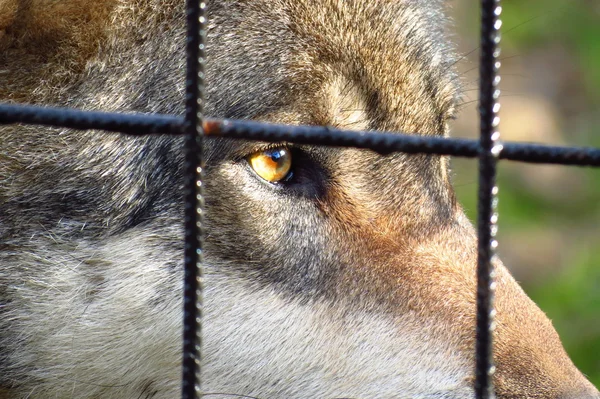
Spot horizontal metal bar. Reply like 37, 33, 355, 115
501, 143, 600, 166
1, 103, 599, 167
206, 119, 600, 167
204, 119, 480, 156
0, 103, 183, 135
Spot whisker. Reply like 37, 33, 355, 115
203, 393, 262, 399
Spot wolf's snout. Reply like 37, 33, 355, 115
441, 224, 598, 398
320, 166, 596, 397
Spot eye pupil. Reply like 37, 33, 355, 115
269, 149, 285, 163
248, 147, 292, 183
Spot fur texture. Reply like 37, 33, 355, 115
0, 0, 598, 398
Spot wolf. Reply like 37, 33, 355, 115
0, 0, 598, 398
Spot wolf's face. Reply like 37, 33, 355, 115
0, 0, 598, 398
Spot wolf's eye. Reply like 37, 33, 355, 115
248, 147, 293, 183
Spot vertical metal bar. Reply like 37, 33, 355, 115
475, 0, 502, 398
182, 0, 207, 398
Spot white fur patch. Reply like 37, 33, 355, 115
4, 229, 474, 398
204, 276, 475, 399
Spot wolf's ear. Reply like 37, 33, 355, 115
0, 0, 117, 102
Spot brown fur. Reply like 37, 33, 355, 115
0, 0, 118, 102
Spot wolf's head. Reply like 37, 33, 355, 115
0, 0, 598, 398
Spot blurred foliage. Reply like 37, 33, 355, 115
460, 1, 600, 98
501, 1, 600, 101
452, 0, 600, 386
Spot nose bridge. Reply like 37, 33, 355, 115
334, 200, 599, 397
423, 213, 600, 397
421, 217, 599, 397
492, 260, 600, 397
411, 224, 600, 398
323, 168, 598, 396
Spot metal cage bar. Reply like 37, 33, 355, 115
475, 0, 502, 397
181, 0, 206, 398
1, 104, 599, 166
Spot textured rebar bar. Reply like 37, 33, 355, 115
0, 103, 183, 134
475, 0, 502, 398
181, 0, 206, 398
500, 143, 600, 166
2, 103, 599, 166
204, 119, 481, 156
205, 119, 600, 166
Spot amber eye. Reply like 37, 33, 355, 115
248, 147, 293, 183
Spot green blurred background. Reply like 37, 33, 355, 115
451, 0, 600, 385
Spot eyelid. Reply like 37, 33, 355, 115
232, 142, 295, 162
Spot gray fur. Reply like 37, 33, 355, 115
0, 1, 598, 398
